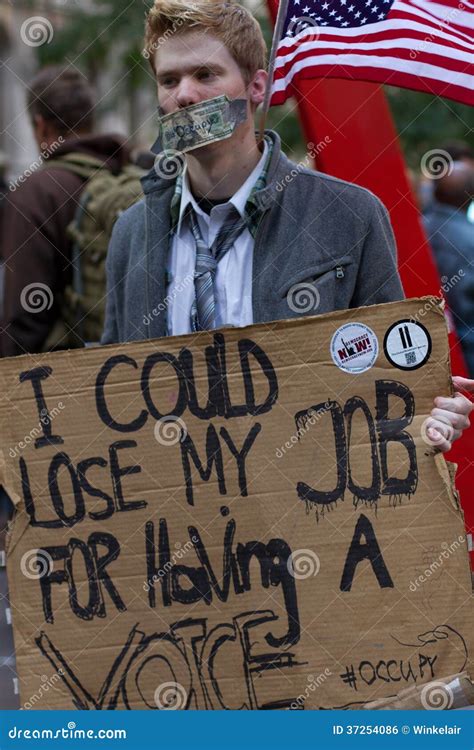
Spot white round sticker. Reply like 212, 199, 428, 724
383, 320, 432, 370
330, 323, 379, 374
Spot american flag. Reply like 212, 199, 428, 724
270, 0, 474, 106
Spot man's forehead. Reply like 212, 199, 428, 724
154, 32, 233, 73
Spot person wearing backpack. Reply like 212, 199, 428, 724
0, 66, 144, 357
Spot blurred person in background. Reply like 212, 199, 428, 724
0, 66, 133, 357
423, 160, 474, 376
420, 141, 474, 220
442, 142, 474, 223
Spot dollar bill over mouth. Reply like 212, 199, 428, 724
159, 95, 248, 153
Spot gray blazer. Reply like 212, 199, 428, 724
101, 130, 404, 344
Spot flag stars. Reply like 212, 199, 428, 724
348, 4, 355, 9
371, 5, 379, 11
322, 2, 329, 9
329, 9, 337, 15
303, 5, 311, 12
378, 11, 385, 17
354, 10, 361, 16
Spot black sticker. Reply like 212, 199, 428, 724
383, 320, 432, 370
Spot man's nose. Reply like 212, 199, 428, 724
175, 77, 202, 108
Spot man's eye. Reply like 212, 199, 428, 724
161, 78, 177, 88
197, 70, 213, 80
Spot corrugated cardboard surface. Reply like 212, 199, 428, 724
0, 298, 472, 710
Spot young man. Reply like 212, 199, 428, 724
102, 0, 473, 451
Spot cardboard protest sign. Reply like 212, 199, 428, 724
0, 297, 472, 710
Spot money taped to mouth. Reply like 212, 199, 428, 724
159, 95, 248, 153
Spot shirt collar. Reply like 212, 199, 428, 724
171, 136, 272, 236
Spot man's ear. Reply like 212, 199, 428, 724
31, 115, 63, 150
248, 70, 268, 107
31, 113, 46, 146
31, 113, 42, 132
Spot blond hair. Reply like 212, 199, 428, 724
144, 0, 267, 83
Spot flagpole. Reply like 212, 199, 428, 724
257, 0, 290, 145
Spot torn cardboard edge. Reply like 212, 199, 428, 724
0, 450, 21, 509
362, 672, 474, 710
435, 456, 462, 513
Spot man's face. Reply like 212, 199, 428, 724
154, 30, 266, 117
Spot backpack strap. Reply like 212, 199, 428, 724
44, 152, 107, 180
46, 154, 110, 341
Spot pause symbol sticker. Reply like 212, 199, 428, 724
383, 319, 432, 370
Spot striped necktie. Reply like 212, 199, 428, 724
188, 206, 249, 331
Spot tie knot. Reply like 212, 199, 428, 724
195, 253, 217, 275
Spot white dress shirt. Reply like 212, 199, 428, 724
166, 141, 268, 336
